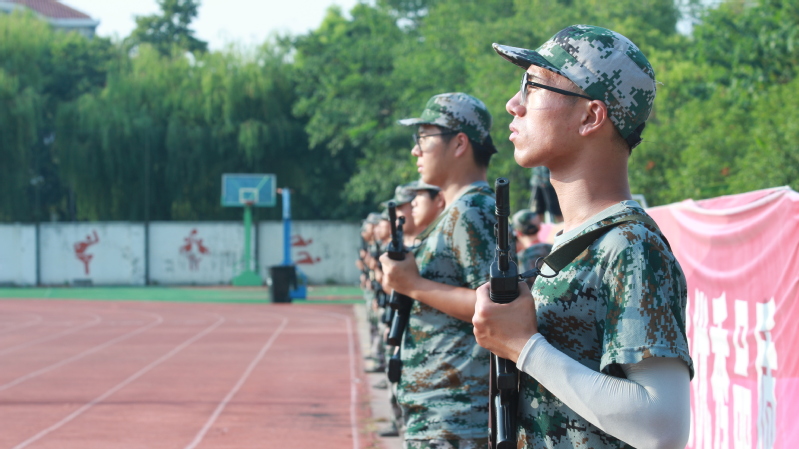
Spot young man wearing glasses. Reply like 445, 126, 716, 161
380, 92, 497, 449
472, 25, 694, 449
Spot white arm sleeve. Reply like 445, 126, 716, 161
516, 333, 691, 449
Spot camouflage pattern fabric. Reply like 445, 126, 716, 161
404, 437, 489, 449
410, 179, 442, 193
383, 181, 419, 208
512, 209, 538, 233
398, 93, 494, 149
493, 25, 656, 139
518, 201, 693, 448
516, 242, 552, 273
398, 181, 495, 440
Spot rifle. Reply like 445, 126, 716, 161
384, 201, 414, 383
488, 177, 520, 449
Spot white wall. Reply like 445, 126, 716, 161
0, 224, 37, 286
39, 223, 145, 285
258, 221, 360, 285
3, 220, 360, 286
148, 222, 253, 285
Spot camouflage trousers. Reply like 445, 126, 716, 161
404, 438, 488, 449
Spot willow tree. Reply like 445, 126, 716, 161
0, 11, 112, 222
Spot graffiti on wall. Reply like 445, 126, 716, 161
292, 234, 320, 265
74, 230, 99, 275
179, 229, 210, 271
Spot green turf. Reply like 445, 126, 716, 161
0, 285, 364, 304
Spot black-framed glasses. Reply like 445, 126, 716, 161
520, 72, 593, 105
412, 131, 458, 148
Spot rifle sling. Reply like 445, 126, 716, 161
540, 213, 667, 275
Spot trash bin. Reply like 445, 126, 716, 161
269, 265, 297, 303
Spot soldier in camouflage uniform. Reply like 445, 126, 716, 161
512, 209, 552, 287
379, 93, 498, 449
383, 182, 421, 247
407, 180, 445, 247
473, 25, 694, 449
360, 212, 385, 371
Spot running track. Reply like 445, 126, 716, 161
0, 300, 376, 449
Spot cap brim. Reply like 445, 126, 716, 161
397, 117, 433, 127
492, 43, 564, 77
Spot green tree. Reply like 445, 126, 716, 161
631, 0, 799, 204
128, 0, 208, 56
0, 11, 113, 222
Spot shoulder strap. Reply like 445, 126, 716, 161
536, 213, 667, 276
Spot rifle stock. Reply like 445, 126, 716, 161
488, 178, 520, 449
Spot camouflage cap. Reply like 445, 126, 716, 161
365, 212, 382, 225
398, 92, 496, 152
407, 180, 442, 193
493, 25, 656, 141
380, 182, 418, 209
512, 209, 540, 235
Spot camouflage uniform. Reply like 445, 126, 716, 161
362, 212, 384, 367
492, 26, 693, 448
404, 437, 489, 449
395, 93, 497, 443
512, 209, 552, 274
517, 201, 693, 448
399, 182, 495, 441
517, 243, 552, 273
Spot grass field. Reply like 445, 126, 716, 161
0, 285, 364, 304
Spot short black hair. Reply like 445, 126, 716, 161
420, 189, 439, 200
437, 126, 495, 167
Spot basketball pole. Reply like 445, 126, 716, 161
232, 202, 263, 286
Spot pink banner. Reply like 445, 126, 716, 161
648, 187, 799, 449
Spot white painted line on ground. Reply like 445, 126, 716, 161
315, 309, 361, 449
11, 313, 226, 449
0, 313, 102, 357
0, 314, 43, 336
0, 311, 164, 392
184, 316, 289, 449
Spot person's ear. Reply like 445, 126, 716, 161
435, 194, 446, 210
578, 100, 610, 137
452, 132, 469, 158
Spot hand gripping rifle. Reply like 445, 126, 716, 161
385, 201, 414, 383
488, 177, 520, 449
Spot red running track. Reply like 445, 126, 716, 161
0, 300, 376, 449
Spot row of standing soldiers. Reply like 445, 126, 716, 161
357, 174, 552, 444
353, 24, 694, 449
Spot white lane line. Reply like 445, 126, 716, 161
0, 312, 164, 392
183, 317, 289, 449
309, 310, 361, 449
0, 314, 44, 336
11, 313, 226, 449
344, 315, 360, 449
0, 313, 103, 357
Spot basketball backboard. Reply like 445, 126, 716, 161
221, 174, 276, 207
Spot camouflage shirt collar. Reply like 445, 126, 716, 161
413, 180, 493, 244
552, 200, 644, 249
450, 180, 492, 205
